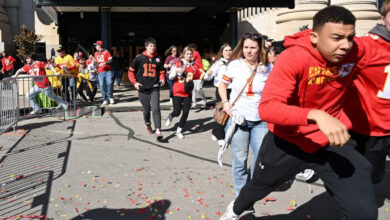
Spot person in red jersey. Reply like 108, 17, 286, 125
344, 0, 390, 184
188, 43, 207, 108
94, 40, 114, 105
128, 37, 165, 141
220, 6, 377, 220
13, 54, 68, 115
1, 51, 16, 79
165, 46, 206, 139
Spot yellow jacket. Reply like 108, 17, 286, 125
55, 55, 75, 77
77, 68, 93, 91
45, 67, 62, 89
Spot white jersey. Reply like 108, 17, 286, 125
222, 58, 269, 121
204, 58, 231, 88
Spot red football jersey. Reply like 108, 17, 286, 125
345, 33, 390, 136
172, 60, 205, 97
23, 61, 50, 88
94, 50, 112, 73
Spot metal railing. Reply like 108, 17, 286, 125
0, 73, 78, 134
0, 77, 19, 134
14, 74, 77, 117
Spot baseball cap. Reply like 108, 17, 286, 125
56, 47, 65, 52
94, 40, 103, 46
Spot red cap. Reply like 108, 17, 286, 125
94, 40, 103, 46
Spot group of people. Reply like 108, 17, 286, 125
3, 2, 390, 219
219, 2, 390, 220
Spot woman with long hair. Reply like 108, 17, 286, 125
204, 43, 232, 145
219, 33, 269, 197
165, 46, 206, 139
164, 45, 180, 104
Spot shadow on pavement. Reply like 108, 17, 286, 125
245, 192, 343, 220
109, 113, 232, 167
0, 120, 75, 219
71, 200, 171, 220
374, 161, 390, 208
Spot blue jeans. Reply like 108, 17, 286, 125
98, 71, 113, 101
227, 119, 268, 196
112, 70, 123, 86
27, 85, 67, 111
166, 73, 174, 98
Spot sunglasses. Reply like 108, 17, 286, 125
243, 33, 262, 40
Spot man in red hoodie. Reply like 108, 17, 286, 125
220, 6, 377, 220
344, 0, 390, 185
128, 37, 165, 141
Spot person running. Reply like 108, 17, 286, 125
344, 0, 390, 184
220, 6, 377, 220
164, 45, 180, 105
128, 37, 165, 141
55, 47, 76, 103
1, 51, 16, 80
13, 54, 68, 114
218, 34, 269, 197
76, 59, 94, 104
94, 40, 114, 105
188, 43, 207, 108
204, 43, 232, 146
165, 46, 206, 139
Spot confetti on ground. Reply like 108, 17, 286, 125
286, 206, 294, 211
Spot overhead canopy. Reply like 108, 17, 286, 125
36, 0, 295, 14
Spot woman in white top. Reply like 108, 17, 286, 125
219, 33, 269, 196
204, 43, 232, 145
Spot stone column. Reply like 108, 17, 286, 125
0, 0, 12, 53
230, 9, 238, 48
274, 0, 328, 39
101, 7, 111, 50
331, 0, 380, 36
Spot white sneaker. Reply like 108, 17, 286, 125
102, 100, 108, 105
220, 201, 239, 220
211, 135, 217, 141
165, 113, 172, 127
61, 103, 69, 110
217, 140, 225, 146
109, 98, 115, 104
176, 132, 184, 139
295, 169, 315, 181
30, 109, 41, 115
191, 103, 196, 108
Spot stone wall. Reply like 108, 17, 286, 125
238, 0, 381, 41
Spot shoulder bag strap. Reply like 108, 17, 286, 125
231, 63, 259, 106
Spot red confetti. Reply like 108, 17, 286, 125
216, 211, 221, 216
60, 197, 65, 200
287, 206, 294, 211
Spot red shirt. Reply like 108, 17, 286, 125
2, 56, 16, 72
192, 51, 204, 71
258, 29, 365, 153
94, 49, 112, 73
22, 61, 50, 88
172, 60, 205, 97
344, 33, 390, 136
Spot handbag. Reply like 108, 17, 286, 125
214, 63, 259, 126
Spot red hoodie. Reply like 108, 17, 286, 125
258, 29, 365, 153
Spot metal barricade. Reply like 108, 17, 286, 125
0, 77, 19, 134
15, 74, 77, 117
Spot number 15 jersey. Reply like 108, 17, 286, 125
345, 25, 390, 136
128, 50, 165, 92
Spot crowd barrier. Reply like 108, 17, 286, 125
0, 73, 77, 134
0, 77, 19, 134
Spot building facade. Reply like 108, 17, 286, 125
238, 0, 382, 41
